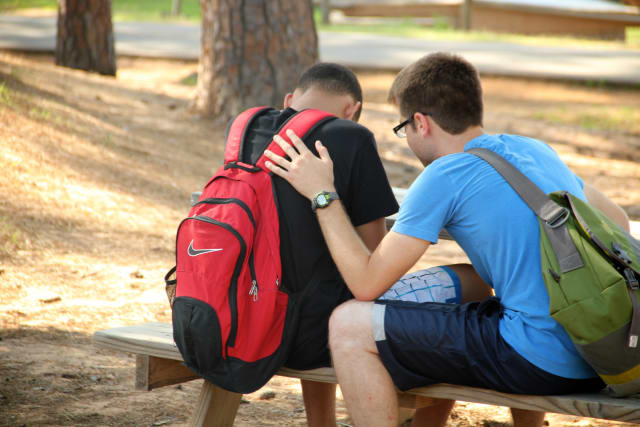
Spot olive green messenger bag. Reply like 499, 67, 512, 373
469, 148, 640, 397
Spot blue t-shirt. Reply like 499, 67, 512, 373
392, 133, 596, 379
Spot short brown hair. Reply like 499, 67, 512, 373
388, 52, 483, 134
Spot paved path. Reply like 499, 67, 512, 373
1, 14, 639, 233
0, 15, 639, 84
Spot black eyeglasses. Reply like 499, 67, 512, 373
393, 112, 430, 138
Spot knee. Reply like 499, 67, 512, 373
328, 300, 354, 345
328, 300, 370, 353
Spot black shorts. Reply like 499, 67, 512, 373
373, 297, 605, 394
284, 279, 352, 370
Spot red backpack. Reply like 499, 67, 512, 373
165, 107, 335, 393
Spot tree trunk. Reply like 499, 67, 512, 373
55, 0, 116, 76
322, 0, 331, 25
192, 0, 318, 121
461, 0, 472, 31
172, 0, 182, 16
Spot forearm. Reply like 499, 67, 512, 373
262, 131, 422, 298
316, 201, 379, 300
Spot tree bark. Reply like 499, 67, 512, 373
322, 0, 331, 25
55, 0, 116, 76
461, 0, 472, 31
172, 0, 182, 16
192, 0, 318, 121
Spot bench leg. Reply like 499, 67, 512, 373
397, 392, 440, 409
136, 355, 199, 391
191, 380, 242, 427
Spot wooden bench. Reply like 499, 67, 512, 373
93, 322, 640, 426
94, 188, 639, 425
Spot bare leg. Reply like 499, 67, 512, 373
410, 399, 455, 427
329, 300, 398, 427
300, 379, 336, 427
511, 408, 546, 427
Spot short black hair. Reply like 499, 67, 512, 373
296, 62, 363, 122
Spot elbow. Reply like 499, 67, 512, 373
620, 209, 631, 233
349, 282, 383, 302
610, 204, 631, 233
352, 291, 377, 302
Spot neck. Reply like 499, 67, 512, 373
437, 125, 484, 156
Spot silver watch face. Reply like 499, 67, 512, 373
317, 194, 328, 206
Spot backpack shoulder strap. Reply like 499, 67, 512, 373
255, 109, 336, 172
468, 148, 567, 225
224, 106, 271, 164
468, 147, 583, 273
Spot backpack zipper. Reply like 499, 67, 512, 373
195, 198, 262, 302
193, 197, 256, 228
181, 215, 247, 354
248, 251, 259, 301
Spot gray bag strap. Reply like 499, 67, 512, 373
467, 147, 584, 273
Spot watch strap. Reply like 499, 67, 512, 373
312, 191, 339, 211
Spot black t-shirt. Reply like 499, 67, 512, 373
240, 107, 398, 294
233, 107, 399, 369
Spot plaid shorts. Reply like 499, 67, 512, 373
379, 265, 462, 304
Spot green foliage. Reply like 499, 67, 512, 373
532, 106, 640, 135
2, 1, 639, 50
179, 72, 198, 87
432, 16, 452, 31
627, 27, 640, 48
0, 215, 22, 257
111, 0, 201, 22
0, 81, 12, 106
0, 0, 201, 21
313, 6, 638, 49
101, 134, 114, 148
29, 106, 52, 121
0, 0, 56, 12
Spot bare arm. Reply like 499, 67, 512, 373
264, 129, 430, 300
583, 183, 630, 232
355, 218, 387, 252
315, 200, 429, 300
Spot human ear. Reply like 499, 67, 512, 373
283, 93, 294, 109
414, 112, 430, 136
343, 101, 362, 121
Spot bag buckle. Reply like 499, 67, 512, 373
546, 207, 570, 229
612, 241, 633, 265
624, 268, 639, 290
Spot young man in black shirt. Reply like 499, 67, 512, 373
238, 63, 399, 426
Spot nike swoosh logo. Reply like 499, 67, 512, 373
187, 240, 223, 257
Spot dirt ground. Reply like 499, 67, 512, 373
0, 50, 639, 427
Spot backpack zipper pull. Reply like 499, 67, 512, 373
249, 280, 259, 302
248, 250, 258, 301
276, 277, 279, 287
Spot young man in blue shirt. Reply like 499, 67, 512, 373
263, 52, 630, 427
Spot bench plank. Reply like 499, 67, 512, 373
93, 322, 640, 423
94, 322, 182, 361
136, 355, 199, 391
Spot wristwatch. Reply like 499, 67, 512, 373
311, 191, 340, 211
